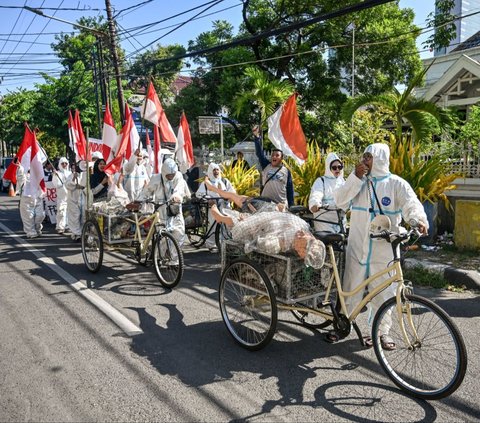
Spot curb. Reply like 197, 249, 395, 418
403, 258, 480, 291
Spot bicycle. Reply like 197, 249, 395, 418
183, 195, 232, 251
81, 199, 184, 289
218, 222, 467, 400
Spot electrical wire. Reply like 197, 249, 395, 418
113, 0, 154, 19
125, 0, 225, 59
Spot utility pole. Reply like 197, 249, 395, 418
105, 0, 125, 123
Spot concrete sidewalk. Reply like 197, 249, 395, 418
404, 257, 480, 291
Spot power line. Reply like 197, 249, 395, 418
0, 5, 102, 11
148, 0, 396, 65
119, 3, 242, 45
125, 0, 226, 59
113, 0, 154, 19
117, 0, 226, 37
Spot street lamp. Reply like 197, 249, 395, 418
23, 4, 125, 123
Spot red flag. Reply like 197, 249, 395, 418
153, 124, 161, 174
267, 93, 307, 165
23, 129, 46, 196
142, 81, 177, 144
176, 112, 194, 173
74, 110, 88, 161
104, 104, 137, 175
101, 104, 118, 162
3, 124, 47, 184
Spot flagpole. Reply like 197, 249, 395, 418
85, 128, 91, 211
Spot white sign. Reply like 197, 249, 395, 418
44, 180, 57, 224
198, 116, 219, 134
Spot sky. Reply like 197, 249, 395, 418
0, 0, 436, 96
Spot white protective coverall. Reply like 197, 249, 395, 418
65, 168, 87, 239
334, 143, 428, 334
123, 153, 150, 202
17, 164, 46, 238
309, 152, 346, 232
143, 158, 191, 246
53, 157, 71, 233
196, 163, 236, 249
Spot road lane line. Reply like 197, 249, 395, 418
0, 222, 143, 336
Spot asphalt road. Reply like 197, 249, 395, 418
1, 193, 479, 422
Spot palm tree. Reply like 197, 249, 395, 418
341, 65, 453, 145
234, 66, 294, 127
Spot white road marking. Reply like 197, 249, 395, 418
0, 222, 143, 336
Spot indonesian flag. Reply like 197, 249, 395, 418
176, 112, 194, 173
104, 104, 138, 175
142, 81, 177, 144
67, 111, 79, 159
102, 104, 118, 162
23, 128, 46, 196
3, 124, 47, 185
74, 110, 88, 161
267, 93, 307, 165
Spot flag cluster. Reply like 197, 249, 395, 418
3, 124, 47, 194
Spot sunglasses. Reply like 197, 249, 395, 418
331, 165, 343, 171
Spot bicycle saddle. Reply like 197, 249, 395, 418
313, 231, 345, 244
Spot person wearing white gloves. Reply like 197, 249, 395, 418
123, 148, 150, 202
331, 143, 428, 349
309, 152, 346, 233
196, 163, 236, 251
142, 158, 190, 246
65, 161, 87, 241
16, 161, 46, 238
53, 157, 71, 234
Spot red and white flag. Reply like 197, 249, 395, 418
67, 111, 79, 160
267, 93, 307, 165
102, 104, 118, 162
104, 104, 138, 175
23, 128, 46, 196
74, 110, 88, 161
4, 124, 47, 185
176, 112, 194, 173
142, 81, 177, 144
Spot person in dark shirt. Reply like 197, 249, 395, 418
232, 151, 250, 170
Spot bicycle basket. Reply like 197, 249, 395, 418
183, 199, 202, 229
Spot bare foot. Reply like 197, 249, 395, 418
210, 204, 234, 226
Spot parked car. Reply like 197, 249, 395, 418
1, 157, 14, 193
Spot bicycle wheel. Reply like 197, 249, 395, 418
153, 231, 184, 288
215, 222, 232, 253
219, 259, 277, 351
186, 225, 206, 248
81, 219, 103, 273
372, 293, 467, 400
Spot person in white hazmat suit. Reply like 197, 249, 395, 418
16, 162, 46, 238
332, 143, 428, 349
123, 148, 151, 202
196, 162, 236, 251
309, 152, 346, 233
65, 161, 87, 241
142, 158, 190, 246
53, 157, 71, 234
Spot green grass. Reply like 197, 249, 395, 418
403, 266, 449, 290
